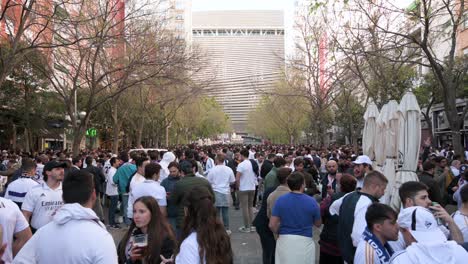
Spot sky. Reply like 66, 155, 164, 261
192, 0, 294, 11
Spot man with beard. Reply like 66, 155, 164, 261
418, 161, 443, 205
352, 155, 373, 190
21, 161, 66, 233
321, 160, 338, 199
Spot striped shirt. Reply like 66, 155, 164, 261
5, 177, 39, 208
354, 239, 391, 264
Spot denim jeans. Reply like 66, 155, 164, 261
108, 195, 119, 225
217, 206, 229, 229
121, 194, 131, 225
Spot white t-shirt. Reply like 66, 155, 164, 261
176, 232, 205, 264
203, 158, 215, 176
207, 165, 235, 194
5, 177, 39, 204
21, 183, 64, 230
329, 192, 374, 247
236, 160, 257, 191
127, 180, 167, 218
35, 164, 44, 182
0, 197, 29, 264
105, 167, 119, 196
452, 210, 468, 242
102, 160, 111, 176
129, 173, 145, 192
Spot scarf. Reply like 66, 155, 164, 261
362, 227, 394, 263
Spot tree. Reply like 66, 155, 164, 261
350, 0, 468, 154
27, 0, 200, 155
248, 81, 310, 144
171, 96, 231, 144
334, 89, 365, 147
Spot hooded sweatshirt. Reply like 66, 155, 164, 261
389, 241, 468, 264
159, 152, 176, 182
13, 203, 117, 264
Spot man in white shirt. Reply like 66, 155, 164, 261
128, 157, 149, 193
354, 203, 399, 264
105, 157, 121, 228
396, 181, 464, 246
390, 206, 468, 264
236, 149, 257, 233
34, 155, 48, 183
127, 163, 167, 219
330, 170, 388, 263
452, 184, 468, 242
14, 169, 118, 263
21, 161, 65, 233
0, 197, 32, 264
5, 159, 39, 208
207, 153, 235, 233
200, 151, 215, 177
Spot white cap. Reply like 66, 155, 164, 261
353, 155, 372, 165
398, 206, 447, 243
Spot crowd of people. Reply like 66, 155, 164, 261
0, 143, 467, 263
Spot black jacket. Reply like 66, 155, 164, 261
260, 160, 274, 179
320, 174, 337, 199
338, 191, 379, 264
84, 165, 106, 193
418, 171, 443, 205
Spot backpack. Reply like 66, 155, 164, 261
249, 159, 259, 177
125, 170, 138, 193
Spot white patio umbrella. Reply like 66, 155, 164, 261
390, 92, 421, 210
381, 100, 400, 204
375, 103, 388, 172
362, 102, 379, 161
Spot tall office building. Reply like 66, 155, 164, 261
192, 10, 285, 133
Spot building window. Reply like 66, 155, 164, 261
175, 14, 184, 20
218, 29, 229, 36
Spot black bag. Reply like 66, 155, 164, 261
249, 159, 259, 177
125, 170, 138, 193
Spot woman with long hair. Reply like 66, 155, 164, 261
118, 196, 176, 264
175, 186, 233, 264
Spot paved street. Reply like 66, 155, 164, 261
108, 203, 322, 263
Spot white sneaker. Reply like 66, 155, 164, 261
238, 226, 251, 233
250, 226, 256, 232
226, 229, 232, 235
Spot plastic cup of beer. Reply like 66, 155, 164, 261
133, 234, 148, 248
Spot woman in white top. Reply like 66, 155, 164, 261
175, 187, 233, 264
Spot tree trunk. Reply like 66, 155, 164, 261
24, 128, 30, 153
12, 123, 17, 151
112, 122, 121, 154
136, 120, 144, 148
72, 131, 84, 156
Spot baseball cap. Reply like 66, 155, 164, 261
353, 155, 372, 165
398, 206, 447, 243
43, 160, 67, 175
